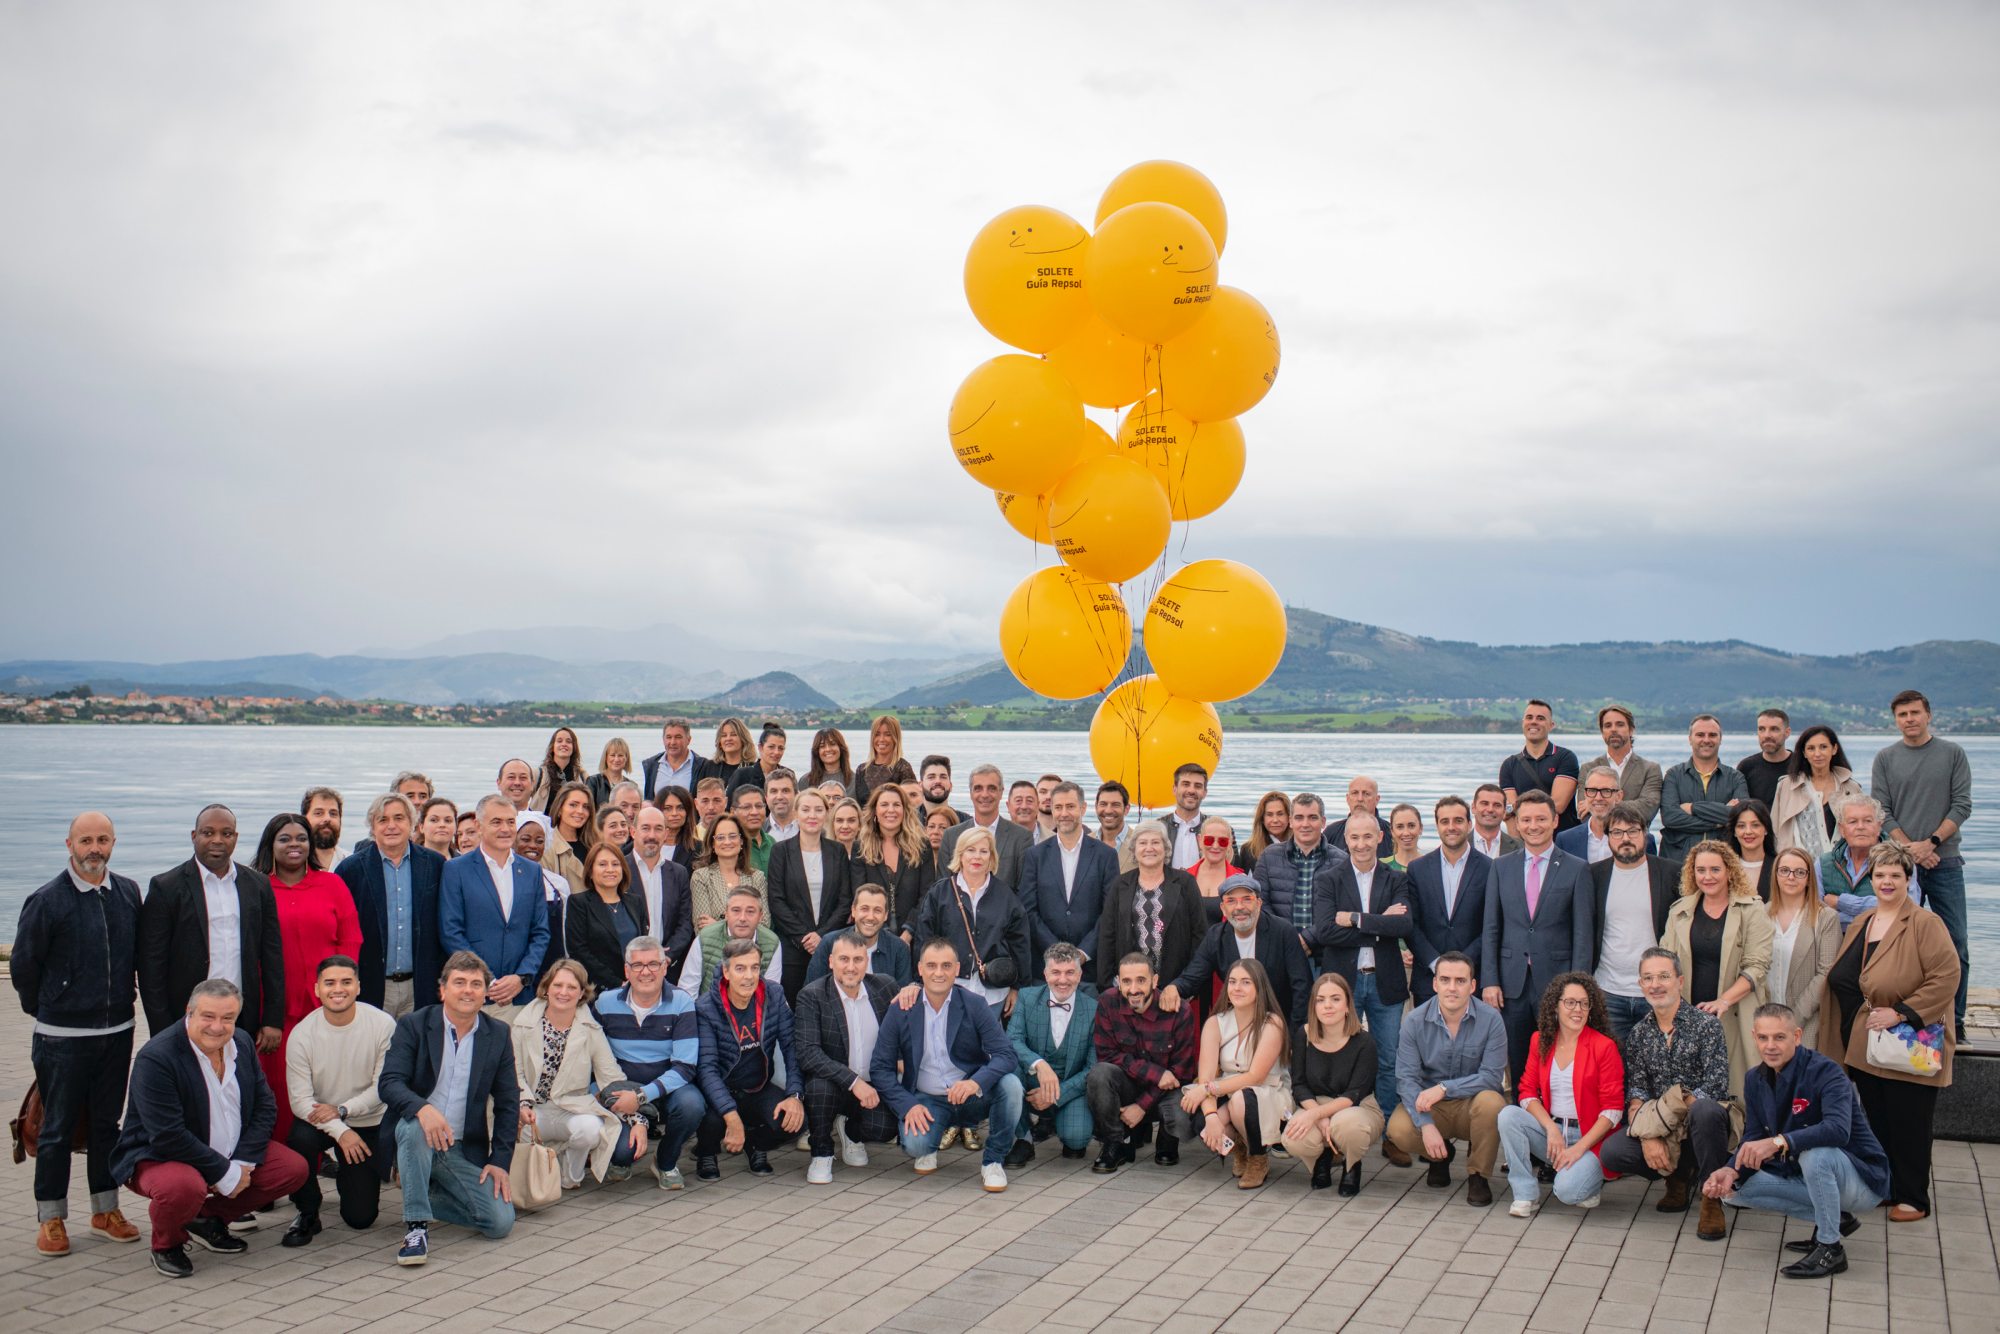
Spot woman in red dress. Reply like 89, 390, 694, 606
252, 812, 363, 1142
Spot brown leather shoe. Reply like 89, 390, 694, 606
91, 1211, 140, 1243
1465, 1173, 1494, 1207
1382, 1138, 1412, 1167
36, 1219, 69, 1257
1238, 1153, 1269, 1189
1229, 1141, 1248, 1178
1888, 1204, 1930, 1223
1697, 1196, 1729, 1241
1656, 1174, 1690, 1213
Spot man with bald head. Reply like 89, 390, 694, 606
1329, 776, 1392, 850
140, 805, 286, 1045
14, 813, 145, 1255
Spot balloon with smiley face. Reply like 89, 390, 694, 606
964, 205, 1092, 353
948, 354, 1088, 496
1151, 286, 1280, 422
1084, 201, 1219, 346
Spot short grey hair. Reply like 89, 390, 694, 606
1639, 945, 1681, 975
1835, 794, 1884, 826
662, 717, 692, 736
624, 934, 664, 963
187, 978, 242, 1012
368, 792, 417, 827
1129, 820, 1171, 852
1044, 942, 1086, 969
393, 770, 432, 792
968, 763, 1004, 785
610, 780, 642, 800
475, 793, 518, 820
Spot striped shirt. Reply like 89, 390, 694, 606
591, 984, 699, 1103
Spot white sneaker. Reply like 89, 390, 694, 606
807, 1157, 834, 1185
795, 1133, 812, 1153
838, 1119, 869, 1168
1577, 1194, 1601, 1210
1508, 1199, 1539, 1219
981, 1163, 1007, 1193
914, 1152, 939, 1175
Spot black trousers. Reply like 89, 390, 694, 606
1850, 1068, 1938, 1213
1084, 1064, 1194, 1144
285, 1121, 382, 1229
695, 1084, 793, 1156
30, 1029, 132, 1216
1500, 970, 1544, 1093
801, 1075, 899, 1157
1597, 1096, 1731, 1187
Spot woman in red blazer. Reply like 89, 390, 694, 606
1495, 971, 1626, 1216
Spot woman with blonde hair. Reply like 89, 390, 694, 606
855, 781, 929, 929
1282, 971, 1382, 1195
1660, 840, 1774, 1097
587, 736, 639, 809
710, 717, 754, 773
513, 959, 637, 1191
1185, 815, 1237, 925
1234, 791, 1290, 873
829, 796, 864, 858
1180, 958, 1292, 1189
852, 715, 916, 804
1766, 846, 1840, 1034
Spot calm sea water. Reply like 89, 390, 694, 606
4, 726, 1993, 982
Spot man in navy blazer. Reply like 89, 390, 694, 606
1480, 792, 1596, 1088
1407, 798, 1493, 1003
112, 979, 310, 1279
336, 794, 446, 1017
376, 952, 519, 1264
1016, 783, 1121, 983
437, 796, 550, 1014
626, 805, 695, 976
1161, 876, 1312, 1027
870, 938, 1023, 1190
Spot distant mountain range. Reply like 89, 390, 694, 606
6, 608, 1995, 727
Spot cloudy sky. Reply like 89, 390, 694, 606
3, 1, 1996, 665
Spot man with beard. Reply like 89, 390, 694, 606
919, 755, 963, 826
1589, 804, 1680, 1041
301, 787, 345, 871
1095, 781, 1136, 871
1086, 952, 1197, 1172
1576, 705, 1664, 829
1469, 785, 1521, 860
140, 805, 286, 1047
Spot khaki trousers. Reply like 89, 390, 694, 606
1386, 1090, 1506, 1177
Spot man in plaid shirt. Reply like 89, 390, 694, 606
1086, 952, 1198, 1173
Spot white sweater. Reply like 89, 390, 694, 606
285, 1002, 398, 1139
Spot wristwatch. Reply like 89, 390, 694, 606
336, 1105, 348, 1120
1929, 835, 1943, 848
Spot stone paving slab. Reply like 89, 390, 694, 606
2, 1004, 1997, 1333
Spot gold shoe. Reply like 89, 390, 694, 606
939, 1127, 962, 1150
961, 1126, 984, 1152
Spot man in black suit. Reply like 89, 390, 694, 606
139, 805, 286, 1050
335, 793, 446, 1018
1160, 875, 1312, 1027
939, 764, 1034, 889
112, 979, 310, 1279
1590, 803, 1682, 1041
1408, 796, 1493, 1003
1310, 816, 1415, 1124
377, 952, 519, 1266
794, 932, 900, 1184
1480, 792, 1595, 1088
627, 805, 695, 979
1017, 782, 1121, 983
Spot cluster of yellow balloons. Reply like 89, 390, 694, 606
951, 161, 1289, 809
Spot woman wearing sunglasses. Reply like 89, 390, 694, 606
1186, 816, 1238, 927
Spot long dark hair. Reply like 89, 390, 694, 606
254, 812, 314, 877
1728, 799, 1776, 860
1785, 725, 1852, 779
805, 727, 854, 789
549, 780, 597, 844
1534, 971, 1611, 1055
656, 785, 698, 851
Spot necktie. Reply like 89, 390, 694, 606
1526, 854, 1544, 918
1141, 889, 1161, 959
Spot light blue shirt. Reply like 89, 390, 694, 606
916, 991, 965, 1096
382, 851, 413, 974
1438, 849, 1468, 916
427, 1015, 477, 1138
1395, 997, 1507, 1129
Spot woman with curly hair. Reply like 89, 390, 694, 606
1495, 971, 1625, 1216
1661, 840, 1774, 1097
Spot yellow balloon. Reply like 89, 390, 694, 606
1049, 453, 1172, 584
1116, 397, 1245, 521
963, 205, 1091, 353
997, 566, 1133, 700
1088, 674, 1224, 810
1143, 559, 1288, 702
1154, 287, 1280, 422
948, 355, 1087, 496
1097, 160, 1228, 255
995, 420, 1120, 540
1083, 202, 1219, 346
1045, 309, 1149, 408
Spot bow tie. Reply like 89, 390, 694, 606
1048, 999, 1072, 1012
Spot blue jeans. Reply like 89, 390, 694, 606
1602, 992, 1650, 1046
899, 1074, 1024, 1166
394, 1119, 515, 1238
31, 1029, 131, 1221
1496, 1105, 1606, 1206
627, 1084, 705, 1170
1355, 971, 1403, 1117
1921, 858, 1968, 1023
1725, 1147, 1883, 1244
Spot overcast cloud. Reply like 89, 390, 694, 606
2, 0, 1995, 664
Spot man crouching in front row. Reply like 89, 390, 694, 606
377, 951, 519, 1266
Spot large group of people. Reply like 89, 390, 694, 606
10, 693, 1974, 1287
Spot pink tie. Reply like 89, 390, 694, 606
1525, 854, 1544, 918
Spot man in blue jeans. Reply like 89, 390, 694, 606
1703, 1003, 1888, 1279
376, 953, 517, 1266
872, 938, 1022, 1192
592, 936, 706, 1190
1872, 689, 1975, 1037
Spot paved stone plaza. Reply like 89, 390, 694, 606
3, 999, 1996, 1334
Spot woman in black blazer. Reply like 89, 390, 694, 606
655, 785, 701, 869
853, 784, 930, 934
766, 790, 854, 1001
557, 844, 650, 993
1096, 823, 1208, 1000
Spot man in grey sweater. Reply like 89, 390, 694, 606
1871, 690, 1974, 1035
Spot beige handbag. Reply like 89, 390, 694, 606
513, 1123, 564, 1213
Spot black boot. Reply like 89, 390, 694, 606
1339, 1162, 1363, 1197
1781, 1242, 1848, 1279
1311, 1150, 1335, 1190
1153, 1133, 1179, 1166
1005, 1139, 1035, 1168
1092, 1135, 1126, 1174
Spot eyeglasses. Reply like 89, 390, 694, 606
1585, 788, 1620, 798
1558, 998, 1590, 1010
1606, 828, 1644, 838
1775, 866, 1811, 879
1200, 835, 1232, 848
627, 960, 665, 971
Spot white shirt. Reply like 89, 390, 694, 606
768, 820, 799, 843
1231, 926, 1257, 967
1769, 912, 1801, 1008
631, 853, 667, 938
953, 876, 1008, 1005
1046, 988, 1077, 1049
188, 1030, 251, 1194
1438, 848, 1469, 917
1351, 864, 1377, 971
916, 992, 967, 1095
1057, 835, 1083, 902
654, 752, 697, 794
483, 851, 515, 923
1172, 814, 1202, 867
1472, 830, 1506, 859
1594, 863, 1655, 999
836, 984, 880, 1089
1547, 1053, 1577, 1121
1585, 824, 1611, 863
198, 862, 243, 988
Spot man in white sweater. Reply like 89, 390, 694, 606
282, 954, 397, 1246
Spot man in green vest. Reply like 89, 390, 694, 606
682, 886, 779, 997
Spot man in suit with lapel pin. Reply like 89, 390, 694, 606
1481, 791, 1596, 1089
1004, 943, 1098, 1166
140, 805, 286, 1050
438, 796, 550, 1019
1018, 783, 1121, 984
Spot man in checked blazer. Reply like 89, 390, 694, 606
793, 932, 900, 1184
1480, 791, 1595, 1089
1004, 943, 1099, 1166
